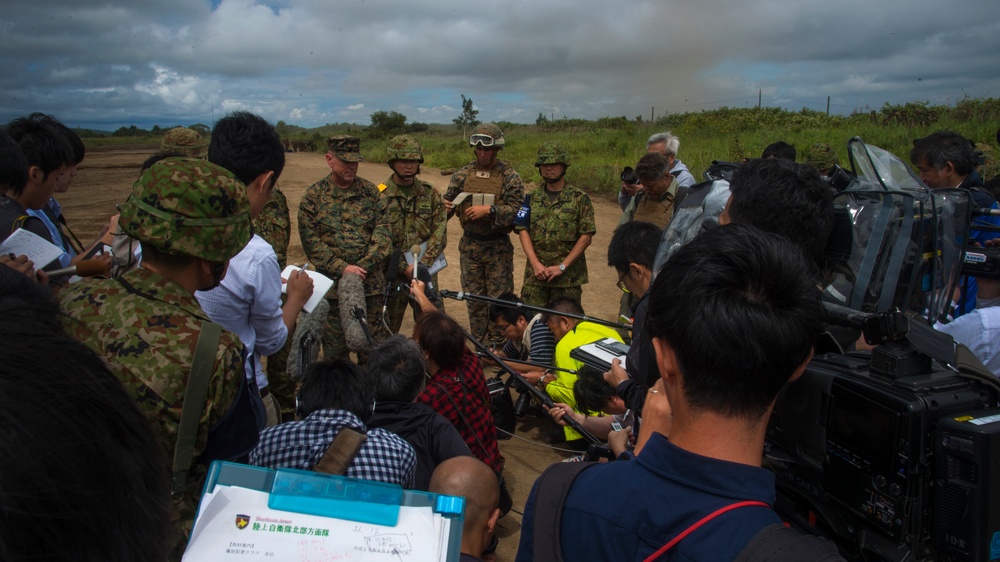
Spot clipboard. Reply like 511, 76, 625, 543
183, 461, 464, 561
570, 337, 629, 373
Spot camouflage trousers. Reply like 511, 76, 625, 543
322, 293, 390, 364
264, 295, 297, 421
460, 235, 514, 347
384, 272, 444, 335
520, 282, 582, 310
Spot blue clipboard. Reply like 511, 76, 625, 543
194, 461, 464, 561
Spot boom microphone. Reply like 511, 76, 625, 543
338, 272, 370, 353
46, 259, 108, 278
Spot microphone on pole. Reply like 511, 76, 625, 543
339, 272, 371, 353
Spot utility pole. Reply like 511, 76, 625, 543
826, 96, 831, 115
758, 90, 762, 109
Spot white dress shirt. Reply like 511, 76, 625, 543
196, 234, 287, 390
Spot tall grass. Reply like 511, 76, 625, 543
82, 98, 1000, 196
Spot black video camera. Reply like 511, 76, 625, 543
765, 308, 1000, 561
960, 245, 1000, 279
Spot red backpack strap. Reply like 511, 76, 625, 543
642, 500, 771, 562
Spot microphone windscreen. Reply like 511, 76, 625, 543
386, 249, 401, 283
73, 259, 108, 277
338, 273, 369, 353
287, 299, 329, 380
410, 244, 421, 263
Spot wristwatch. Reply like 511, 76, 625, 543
558, 263, 566, 272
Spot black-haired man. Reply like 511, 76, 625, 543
196, 111, 314, 427
517, 224, 842, 561
250, 358, 416, 487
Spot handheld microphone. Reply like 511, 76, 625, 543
46, 259, 108, 278
410, 244, 421, 284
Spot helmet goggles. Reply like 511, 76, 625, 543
470, 134, 498, 148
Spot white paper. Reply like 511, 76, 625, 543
183, 486, 447, 562
0, 228, 64, 269
281, 266, 335, 314
575, 338, 629, 371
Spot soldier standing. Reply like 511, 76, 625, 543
298, 135, 391, 359
514, 142, 595, 308
380, 135, 448, 333
58, 158, 262, 558
444, 123, 525, 346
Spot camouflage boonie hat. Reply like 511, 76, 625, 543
161, 127, 208, 158
804, 143, 839, 171
387, 135, 424, 163
535, 141, 571, 167
120, 158, 251, 262
327, 135, 364, 162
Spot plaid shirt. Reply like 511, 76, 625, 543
416, 347, 504, 473
249, 409, 416, 488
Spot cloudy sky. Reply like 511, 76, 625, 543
3, 0, 999, 130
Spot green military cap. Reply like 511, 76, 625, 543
536, 141, 571, 167
161, 127, 208, 158
387, 135, 424, 163
804, 143, 839, 171
327, 135, 364, 162
120, 157, 251, 262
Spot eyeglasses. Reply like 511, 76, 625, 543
496, 322, 512, 332
616, 269, 631, 294
470, 134, 496, 147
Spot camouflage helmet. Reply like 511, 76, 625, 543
161, 127, 208, 158
804, 143, 839, 171
386, 135, 424, 164
469, 122, 505, 149
119, 158, 251, 263
535, 141, 571, 168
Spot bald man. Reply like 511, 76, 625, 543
429, 456, 501, 562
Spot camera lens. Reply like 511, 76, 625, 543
621, 166, 638, 185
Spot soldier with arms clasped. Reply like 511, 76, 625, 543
58, 158, 262, 558
514, 142, 595, 308
380, 135, 448, 332
298, 135, 392, 359
444, 123, 525, 346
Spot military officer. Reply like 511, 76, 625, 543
443, 123, 525, 346
514, 142, 595, 308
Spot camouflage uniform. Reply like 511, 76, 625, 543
253, 186, 291, 269
445, 160, 524, 346
380, 175, 448, 332
161, 127, 208, 158
299, 137, 391, 359
804, 143, 839, 173
515, 184, 595, 307
254, 186, 295, 418
57, 158, 259, 558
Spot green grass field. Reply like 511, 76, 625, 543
83, 98, 1000, 196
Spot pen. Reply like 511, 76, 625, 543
299, 262, 309, 273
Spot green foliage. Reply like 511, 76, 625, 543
189, 123, 211, 137
369, 110, 407, 137
453, 95, 480, 134
80, 97, 1000, 194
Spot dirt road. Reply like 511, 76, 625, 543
60, 148, 631, 559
